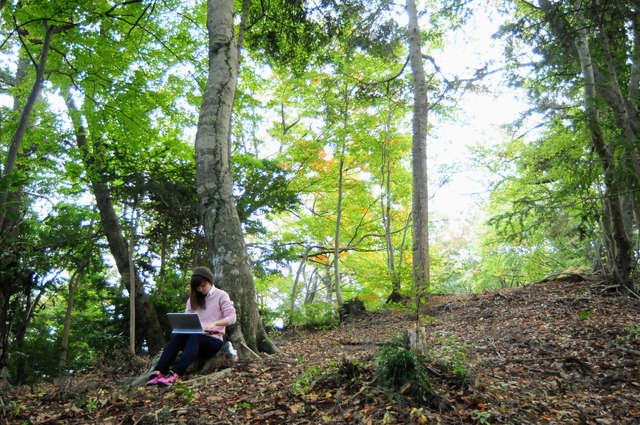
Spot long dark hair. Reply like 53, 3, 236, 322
189, 275, 210, 310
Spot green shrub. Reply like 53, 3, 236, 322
286, 302, 339, 330
292, 364, 324, 395
432, 336, 472, 386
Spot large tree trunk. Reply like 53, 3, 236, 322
195, 0, 276, 356
406, 0, 430, 297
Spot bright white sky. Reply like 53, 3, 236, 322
427, 6, 528, 235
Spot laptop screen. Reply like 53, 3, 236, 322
167, 313, 204, 334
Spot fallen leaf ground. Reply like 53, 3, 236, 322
2, 275, 640, 424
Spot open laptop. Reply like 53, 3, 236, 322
167, 313, 205, 334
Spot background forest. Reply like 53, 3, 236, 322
1, 0, 639, 388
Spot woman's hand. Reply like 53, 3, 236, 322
206, 319, 230, 329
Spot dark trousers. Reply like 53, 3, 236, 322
156, 333, 224, 376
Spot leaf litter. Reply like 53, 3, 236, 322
2, 274, 639, 424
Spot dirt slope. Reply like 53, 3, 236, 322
3, 275, 639, 424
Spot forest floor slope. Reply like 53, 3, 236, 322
3, 274, 640, 424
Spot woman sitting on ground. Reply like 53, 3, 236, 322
147, 266, 237, 386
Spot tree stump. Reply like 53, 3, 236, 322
386, 290, 409, 305
339, 297, 366, 322
404, 327, 427, 357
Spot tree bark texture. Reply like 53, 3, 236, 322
406, 0, 430, 294
195, 0, 275, 355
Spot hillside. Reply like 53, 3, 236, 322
3, 275, 639, 424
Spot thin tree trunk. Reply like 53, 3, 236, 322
59, 255, 90, 374
59, 273, 77, 374
0, 23, 53, 229
537, 0, 635, 289
304, 269, 319, 305
571, 5, 633, 288
128, 208, 136, 354
158, 230, 168, 294
598, 22, 640, 185
60, 87, 166, 353
59, 216, 95, 373
78, 129, 166, 352
334, 152, 345, 306
381, 102, 401, 293
406, 0, 430, 298
627, 6, 640, 108
0, 32, 51, 385
290, 245, 313, 318
333, 80, 353, 307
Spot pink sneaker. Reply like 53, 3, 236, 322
157, 372, 180, 386
146, 372, 163, 386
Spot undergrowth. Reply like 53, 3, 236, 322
375, 333, 472, 409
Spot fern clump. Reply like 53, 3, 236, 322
375, 336, 430, 396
